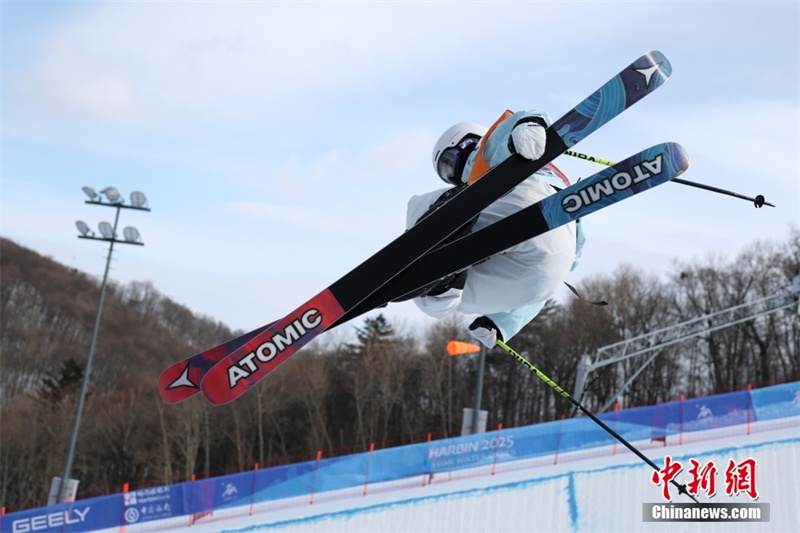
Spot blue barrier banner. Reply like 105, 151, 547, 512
2, 484, 193, 532
122, 482, 189, 527
426, 430, 514, 472
495, 419, 560, 462
682, 390, 752, 432
3, 495, 116, 533
560, 415, 617, 451
212, 470, 258, 511
598, 401, 683, 441
751, 381, 800, 421
4, 380, 797, 532
191, 478, 216, 516
314, 453, 370, 492
252, 459, 319, 504
371, 441, 427, 481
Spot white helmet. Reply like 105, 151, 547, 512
432, 121, 487, 186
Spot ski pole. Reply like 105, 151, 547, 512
563, 150, 615, 167
496, 339, 700, 504
563, 150, 775, 208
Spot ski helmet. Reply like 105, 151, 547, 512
432, 122, 487, 186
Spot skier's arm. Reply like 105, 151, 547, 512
470, 110, 552, 171
469, 300, 548, 348
487, 301, 547, 343
571, 219, 586, 271
509, 116, 547, 160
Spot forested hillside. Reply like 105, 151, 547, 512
1, 232, 798, 511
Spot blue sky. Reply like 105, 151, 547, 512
2, 1, 798, 336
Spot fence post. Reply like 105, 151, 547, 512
554, 414, 565, 464
679, 393, 685, 445
612, 402, 619, 455
250, 463, 259, 516
64, 493, 73, 533
188, 474, 196, 527
651, 402, 667, 447
363, 443, 375, 496
120, 483, 129, 533
309, 450, 322, 505
747, 383, 753, 435
491, 423, 503, 475
422, 433, 433, 486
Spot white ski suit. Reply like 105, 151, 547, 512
407, 109, 585, 342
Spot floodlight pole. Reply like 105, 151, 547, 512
471, 345, 486, 434
57, 194, 148, 504
442, 349, 457, 436
446, 340, 486, 435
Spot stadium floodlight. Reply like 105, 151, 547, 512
75, 221, 94, 237
122, 226, 141, 243
100, 187, 122, 204
98, 221, 114, 239
130, 191, 148, 208
61, 185, 150, 505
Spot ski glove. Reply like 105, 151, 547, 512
510, 122, 546, 161
469, 316, 503, 349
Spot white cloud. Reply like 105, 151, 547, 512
11, 4, 428, 125
19, 40, 155, 125
270, 128, 435, 197
274, 150, 346, 197
634, 101, 798, 184
221, 201, 403, 240
348, 129, 437, 182
8, 2, 649, 129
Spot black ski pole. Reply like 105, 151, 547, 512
563, 150, 775, 208
496, 339, 700, 504
671, 177, 774, 208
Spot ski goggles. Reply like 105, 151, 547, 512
437, 136, 479, 186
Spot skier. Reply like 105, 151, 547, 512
406, 109, 585, 348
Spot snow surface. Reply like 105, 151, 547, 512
103, 417, 799, 533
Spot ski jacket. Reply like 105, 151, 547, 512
407, 109, 586, 342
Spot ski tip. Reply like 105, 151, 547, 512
643, 50, 673, 79
665, 142, 691, 176
648, 141, 691, 180
158, 363, 202, 404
